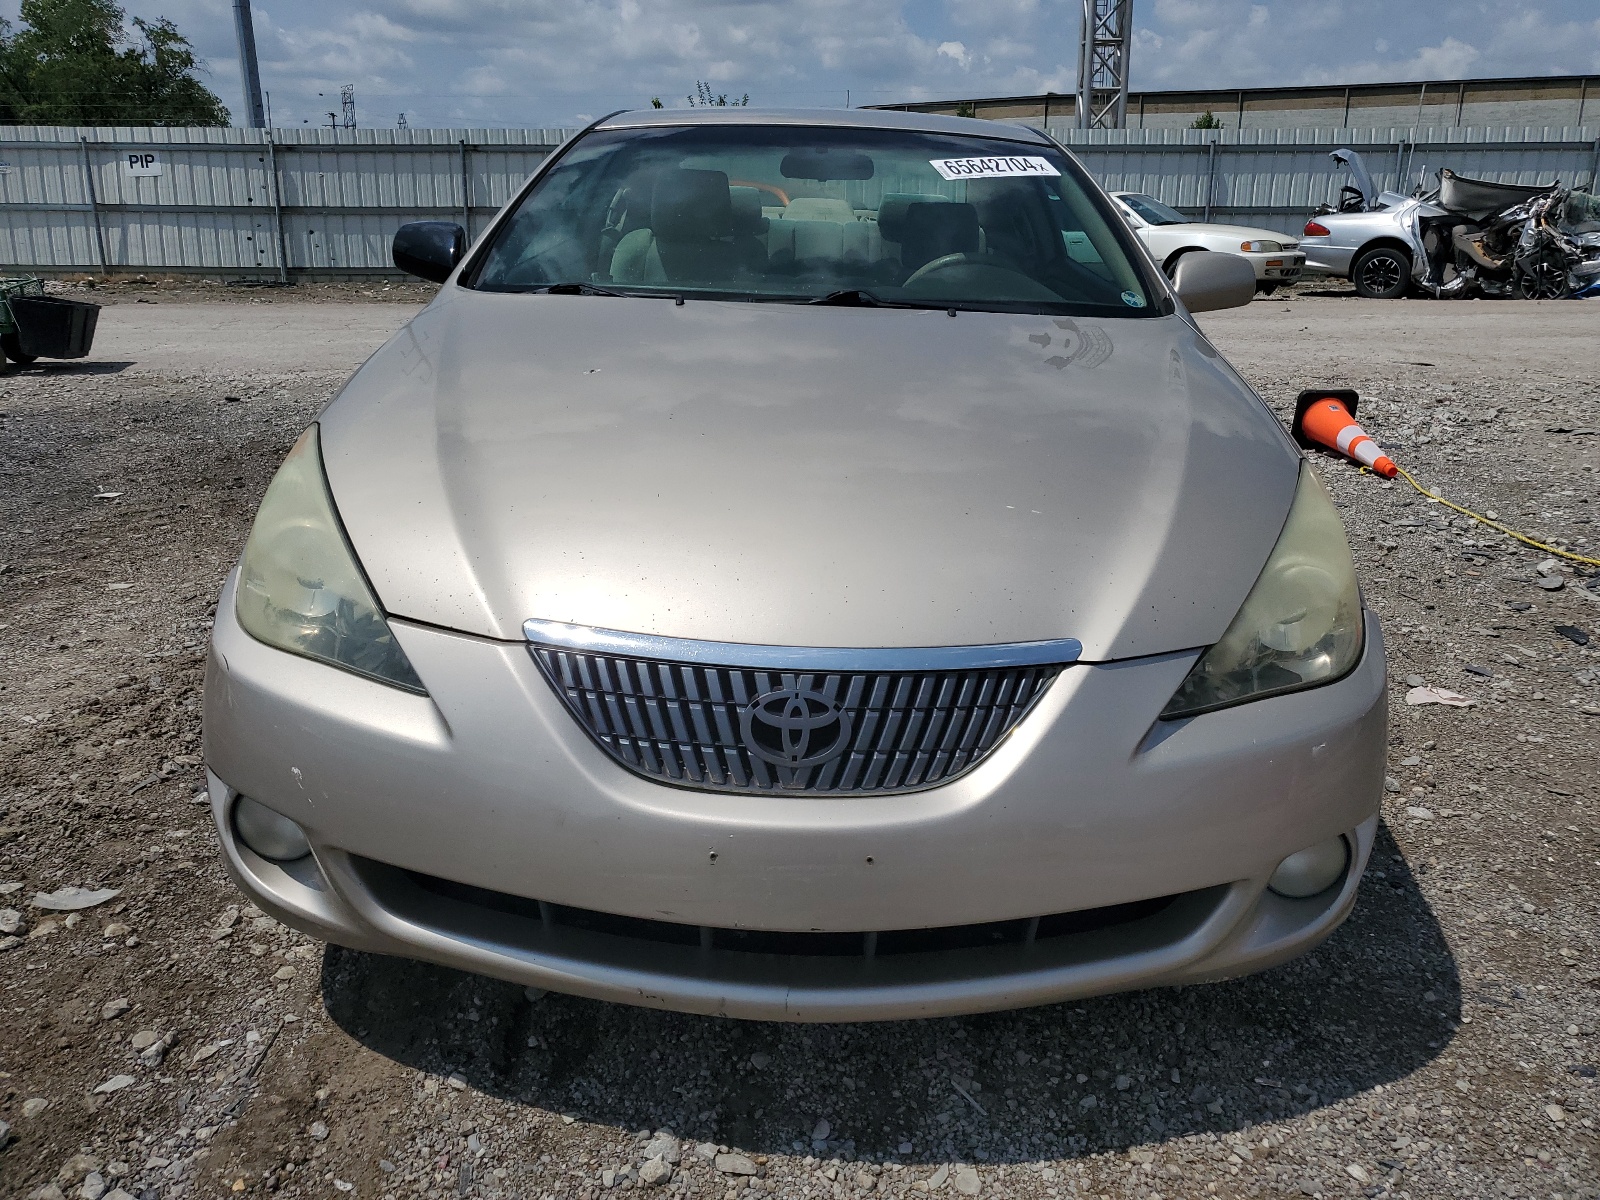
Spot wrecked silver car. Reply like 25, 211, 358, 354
1300, 148, 1600, 299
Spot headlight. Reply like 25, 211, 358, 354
236, 424, 426, 693
1240, 240, 1282, 253
1161, 463, 1361, 718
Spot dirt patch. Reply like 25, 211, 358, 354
40, 276, 439, 306
1, 294, 1596, 1200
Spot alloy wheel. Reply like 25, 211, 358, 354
1358, 255, 1402, 294
1516, 259, 1569, 300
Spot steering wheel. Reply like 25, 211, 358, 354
902, 251, 1039, 291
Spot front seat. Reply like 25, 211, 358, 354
612, 169, 748, 284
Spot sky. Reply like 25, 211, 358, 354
7, 0, 1600, 129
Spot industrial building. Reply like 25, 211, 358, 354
870, 74, 1600, 133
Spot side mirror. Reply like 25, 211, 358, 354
1171, 252, 1256, 313
393, 221, 465, 282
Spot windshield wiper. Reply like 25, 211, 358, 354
807, 289, 951, 310
529, 282, 668, 298
809, 288, 886, 306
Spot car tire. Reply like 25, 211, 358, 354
1513, 254, 1570, 300
0, 333, 36, 365
1162, 249, 1202, 280
1350, 246, 1409, 299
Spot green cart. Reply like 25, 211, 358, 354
0, 276, 100, 366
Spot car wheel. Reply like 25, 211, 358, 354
0, 334, 36, 365
1351, 246, 1409, 299
1514, 255, 1570, 300
1162, 249, 1203, 280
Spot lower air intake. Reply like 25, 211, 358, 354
402, 867, 1179, 959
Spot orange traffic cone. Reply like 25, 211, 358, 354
1291, 389, 1397, 479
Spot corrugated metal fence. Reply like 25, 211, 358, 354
1053, 124, 1600, 237
0, 123, 1596, 276
0, 126, 569, 277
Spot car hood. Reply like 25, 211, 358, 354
1157, 221, 1297, 245
318, 288, 1300, 661
1330, 148, 1376, 209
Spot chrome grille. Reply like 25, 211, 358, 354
527, 634, 1069, 795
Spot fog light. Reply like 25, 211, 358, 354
1268, 836, 1349, 898
232, 796, 311, 862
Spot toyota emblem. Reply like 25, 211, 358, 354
740, 687, 853, 769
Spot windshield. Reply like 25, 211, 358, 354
470, 124, 1157, 316
1117, 194, 1190, 226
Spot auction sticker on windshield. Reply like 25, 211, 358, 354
929, 156, 1060, 181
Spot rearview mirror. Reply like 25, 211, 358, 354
779, 149, 875, 181
393, 221, 466, 283
1170, 252, 1255, 313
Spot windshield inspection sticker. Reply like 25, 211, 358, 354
1120, 290, 1146, 307
929, 155, 1059, 181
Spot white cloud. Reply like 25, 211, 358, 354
0, 0, 1593, 128
1135, 0, 1600, 88
1407, 37, 1483, 80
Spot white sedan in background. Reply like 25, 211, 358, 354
1111, 192, 1306, 294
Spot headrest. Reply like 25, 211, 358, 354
900, 202, 980, 254
877, 193, 949, 241
780, 196, 857, 223
652, 169, 734, 242
728, 186, 767, 236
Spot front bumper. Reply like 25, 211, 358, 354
1240, 250, 1306, 283
204, 572, 1387, 1021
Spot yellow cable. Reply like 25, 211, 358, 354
1386, 465, 1600, 567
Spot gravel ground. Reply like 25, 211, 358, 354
1, 287, 1596, 1200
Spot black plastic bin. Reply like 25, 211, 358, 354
11, 294, 100, 359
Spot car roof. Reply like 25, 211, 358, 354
597, 107, 1054, 146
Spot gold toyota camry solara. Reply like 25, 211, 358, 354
203, 108, 1386, 1021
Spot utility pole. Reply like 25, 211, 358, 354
232, 0, 267, 128
1076, 0, 1133, 130
340, 85, 356, 129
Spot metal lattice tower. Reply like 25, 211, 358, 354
1076, 0, 1133, 129
340, 85, 357, 129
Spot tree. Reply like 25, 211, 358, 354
687, 80, 747, 107
954, 101, 976, 119
1190, 110, 1222, 129
0, 0, 228, 126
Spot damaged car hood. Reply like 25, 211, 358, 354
317, 288, 1300, 662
